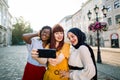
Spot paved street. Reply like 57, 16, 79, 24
92, 47, 120, 66
0, 46, 27, 80
0, 45, 120, 80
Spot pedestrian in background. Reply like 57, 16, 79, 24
60, 27, 97, 80
22, 26, 52, 80
43, 24, 70, 80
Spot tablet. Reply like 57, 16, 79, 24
37, 49, 56, 58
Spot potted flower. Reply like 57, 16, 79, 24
88, 22, 108, 32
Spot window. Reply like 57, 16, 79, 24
2, 7, 7, 27
107, 6, 112, 12
114, 0, 120, 9
115, 14, 120, 24
108, 17, 112, 25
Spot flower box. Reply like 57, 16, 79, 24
88, 22, 108, 32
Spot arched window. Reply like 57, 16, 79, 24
114, 0, 120, 9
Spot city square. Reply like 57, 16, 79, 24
0, 0, 120, 80
0, 45, 120, 80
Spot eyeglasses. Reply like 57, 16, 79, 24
41, 29, 50, 36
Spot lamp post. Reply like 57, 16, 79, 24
87, 5, 107, 63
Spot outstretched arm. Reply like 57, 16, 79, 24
31, 49, 47, 64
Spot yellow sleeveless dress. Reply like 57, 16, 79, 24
43, 43, 70, 80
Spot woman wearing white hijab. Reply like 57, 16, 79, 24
60, 28, 97, 80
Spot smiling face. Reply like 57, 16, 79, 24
67, 32, 78, 46
54, 31, 64, 42
41, 28, 51, 41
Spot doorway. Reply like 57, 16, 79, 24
111, 33, 119, 48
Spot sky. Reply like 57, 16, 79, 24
9, 0, 87, 31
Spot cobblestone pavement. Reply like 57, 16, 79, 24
0, 45, 120, 80
97, 63, 120, 80
0, 46, 27, 80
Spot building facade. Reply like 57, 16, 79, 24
103, 0, 120, 48
59, 15, 73, 42
59, 0, 120, 48
0, 0, 12, 47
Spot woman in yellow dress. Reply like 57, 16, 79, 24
43, 24, 70, 80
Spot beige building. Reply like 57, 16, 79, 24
59, 15, 73, 42
103, 0, 120, 48
0, 0, 12, 47
81, 0, 107, 47
59, 0, 120, 48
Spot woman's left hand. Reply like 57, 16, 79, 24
48, 58, 58, 66
60, 70, 70, 78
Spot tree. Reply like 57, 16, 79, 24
12, 16, 33, 45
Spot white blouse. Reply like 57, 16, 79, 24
27, 37, 47, 67
69, 45, 96, 80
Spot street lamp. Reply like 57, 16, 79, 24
94, 5, 99, 22
87, 5, 107, 63
87, 10, 92, 20
102, 6, 108, 18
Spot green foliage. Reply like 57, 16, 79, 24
12, 16, 33, 45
